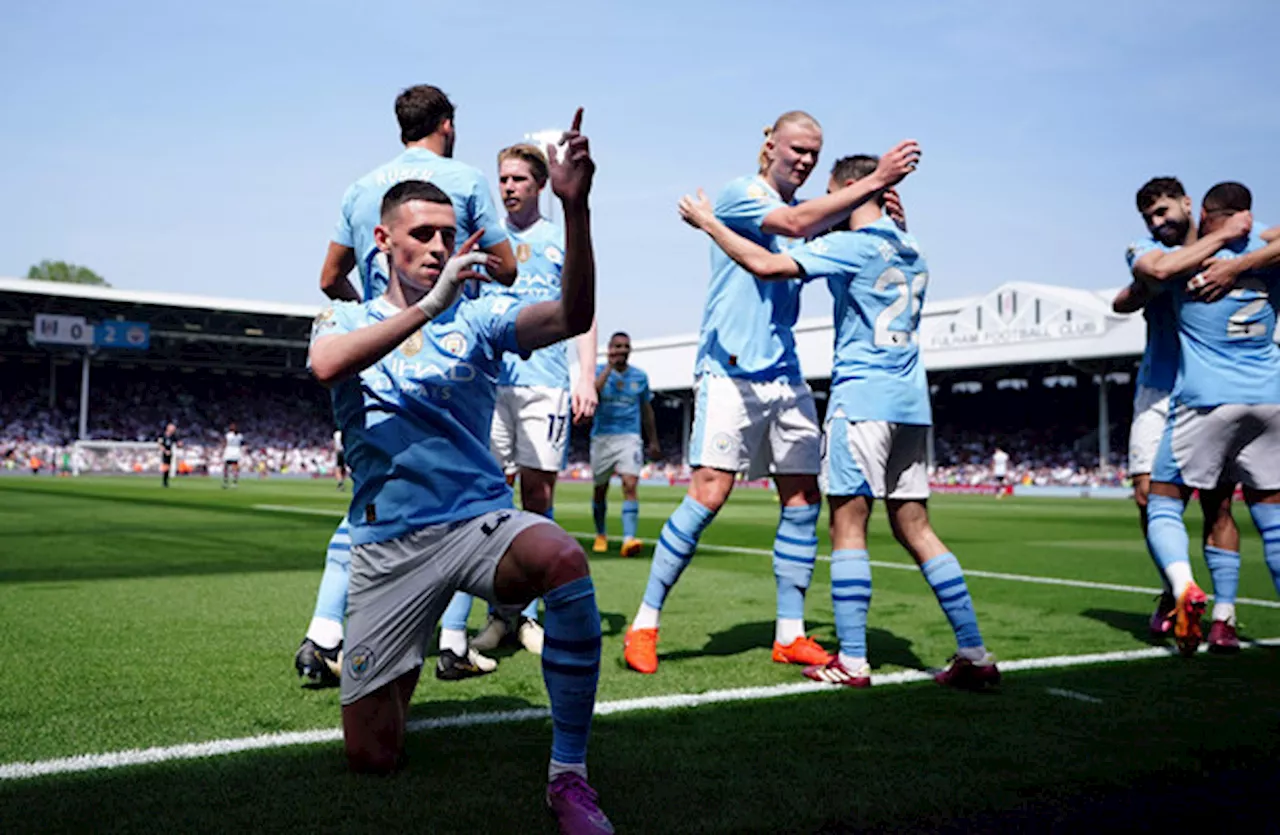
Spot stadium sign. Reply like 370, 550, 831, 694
95, 320, 150, 350
922, 284, 1114, 352
32, 314, 150, 350
33, 313, 94, 346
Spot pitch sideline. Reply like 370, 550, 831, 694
3, 638, 1277, 782
248, 504, 1280, 611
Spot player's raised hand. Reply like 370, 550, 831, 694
874, 140, 921, 188
678, 189, 715, 231
548, 108, 594, 206
1221, 209, 1253, 241
1191, 258, 1240, 303
883, 188, 907, 231
417, 230, 490, 319
571, 379, 598, 424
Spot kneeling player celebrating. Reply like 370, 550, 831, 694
308, 110, 611, 834
679, 154, 999, 690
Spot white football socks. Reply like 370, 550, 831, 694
632, 602, 661, 631
439, 628, 468, 657
306, 617, 343, 650
775, 618, 805, 646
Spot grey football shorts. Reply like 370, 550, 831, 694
340, 508, 552, 705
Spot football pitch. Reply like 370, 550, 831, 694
1, 477, 1278, 833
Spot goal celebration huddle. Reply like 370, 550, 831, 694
290, 85, 1280, 835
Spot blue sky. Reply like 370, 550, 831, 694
1, 0, 1276, 339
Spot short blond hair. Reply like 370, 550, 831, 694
758, 110, 821, 174
498, 143, 549, 186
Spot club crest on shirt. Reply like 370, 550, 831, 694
346, 644, 375, 681
441, 331, 468, 357
399, 330, 424, 358
517, 243, 532, 263
545, 246, 563, 266
746, 182, 768, 202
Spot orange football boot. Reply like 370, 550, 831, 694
772, 635, 833, 665
624, 627, 659, 674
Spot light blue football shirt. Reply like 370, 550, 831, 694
1125, 236, 1180, 393
310, 294, 528, 545
694, 175, 806, 383
333, 148, 506, 299
789, 216, 931, 425
483, 218, 570, 389
1170, 224, 1280, 408
591, 364, 651, 437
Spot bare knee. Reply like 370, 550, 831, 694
494, 526, 590, 602
689, 468, 734, 512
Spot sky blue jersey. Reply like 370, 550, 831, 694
789, 216, 931, 425
591, 364, 651, 437
1170, 225, 1280, 408
694, 175, 806, 382
309, 294, 528, 545
1125, 236, 1180, 392
482, 218, 570, 389
332, 148, 506, 300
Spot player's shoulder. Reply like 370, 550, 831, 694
1126, 235, 1169, 262
458, 291, 523, 324
313, 299, 369, 335
802, 229, 874, 261
717, 174, 773, 205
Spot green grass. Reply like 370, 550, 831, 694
1, 477, 1278, 833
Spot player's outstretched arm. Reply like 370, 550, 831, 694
642, 400, 662, 461
320, 243, 361, 301
1112, 280, 1156, 314
1197, 223, 1280, 301
1131, 211, 1252, 284
594, 360, 612, 394
679, 189, 801, 280
310, 233, 491, 386
760, 140, 920, 239
572, 319, 600, 422
482, 239, 518, 286
517, 109, 596, 353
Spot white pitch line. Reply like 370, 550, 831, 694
570, 531, 1280, 611
3, 638, 1278, 782
1046, 687, 1104, 704
248, 504, 1280, 611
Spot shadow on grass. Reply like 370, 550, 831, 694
658, 621, 928, 670
1080, 608, 1167, 645
4, 655, 1280, 834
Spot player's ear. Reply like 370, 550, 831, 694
373, 223, 391, 251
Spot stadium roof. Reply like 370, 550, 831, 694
627, 281, 1148, 391
0, 277, 322, 374
6, 277, 1268, 390
0, 276, 318, 318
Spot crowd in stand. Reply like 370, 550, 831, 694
1, 367, 335, 477
2, 365, 1132, 487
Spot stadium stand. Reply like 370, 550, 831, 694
10, 276, 1266, 487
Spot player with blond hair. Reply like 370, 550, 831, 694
623, 111, 920, 674
437, 141, 601, 674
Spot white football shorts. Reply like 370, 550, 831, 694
490, 385, 570, 474
688, 375, 820, 479
1128, 386, 1171, 477
590, 433, 643, 485
821, 419, 930, 500
1152, 402, 1280, 490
